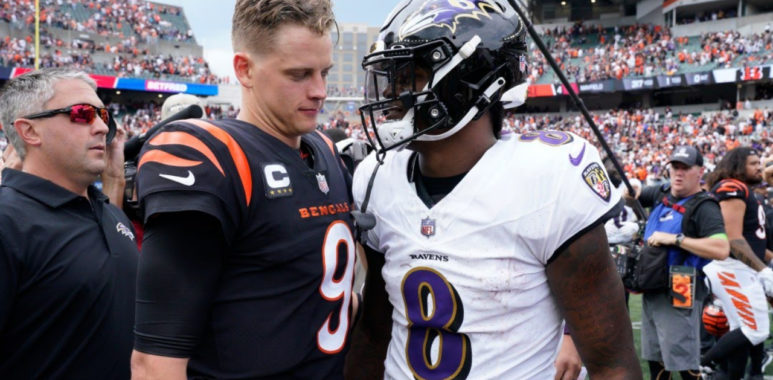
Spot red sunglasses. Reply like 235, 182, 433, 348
23, 103, 116, 143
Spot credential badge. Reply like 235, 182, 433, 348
582, 162, 611, 202
421, 217, 436, 238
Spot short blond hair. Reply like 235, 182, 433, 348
232, 0, 336, 55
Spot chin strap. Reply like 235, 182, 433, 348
350, 151, 385, 243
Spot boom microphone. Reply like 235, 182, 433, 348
123, 104, 204, 161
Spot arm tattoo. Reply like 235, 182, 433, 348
546, 224, 642, 379
729, 238, 766, 271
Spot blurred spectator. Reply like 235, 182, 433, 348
1, 0, 194, 43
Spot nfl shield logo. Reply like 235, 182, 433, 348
316, 173, 329, 195
420, 217, 435, 238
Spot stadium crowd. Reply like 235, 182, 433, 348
317, 105, 773, 190
528, 22, 773, 84
505, 107, 773, 185
0, 36, 223, 84
116, 101, 238, 137
1, 0, 193, 43
2, 0, 773, 377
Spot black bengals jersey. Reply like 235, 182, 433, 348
712, 178, 767, 260
136, 118, 355, 379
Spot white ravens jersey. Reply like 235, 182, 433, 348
353, 131, 621, 379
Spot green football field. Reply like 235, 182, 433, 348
626, 293, 773, 379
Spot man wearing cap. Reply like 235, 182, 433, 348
160, 93, 205, 120
701, 147, 773, 379
629, 145, 729, 379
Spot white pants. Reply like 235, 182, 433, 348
703, 259, 770, 345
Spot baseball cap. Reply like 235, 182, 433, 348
669, 146, 703, 167
161, 93, 204, 120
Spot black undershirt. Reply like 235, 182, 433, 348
411, 154, 467, 208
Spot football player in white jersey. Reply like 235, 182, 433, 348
344, 1, 641, 379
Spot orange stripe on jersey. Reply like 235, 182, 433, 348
148, 131, 225, 175
138, 150, 202, 171
316, 130, 348, 168
185, 119, 253, 207
316, 130, 336, 156
717, 179, 749, 197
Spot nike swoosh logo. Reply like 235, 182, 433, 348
159, 170, 196, 186
569, 143, 586, 166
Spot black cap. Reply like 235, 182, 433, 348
669, 146, 703, 167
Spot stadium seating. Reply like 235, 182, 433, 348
0, 0, 223, 84
529, 23, 773, 85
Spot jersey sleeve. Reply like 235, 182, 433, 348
712, 179, 749, 202
136, 121, 244, 243
134, 212, 226, 357
540, 135, 623, 263
639, 185, 665, 208
690, 199, 726, 238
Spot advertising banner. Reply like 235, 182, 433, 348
684, 71, 714, 86
656, 74, 684, 88
115, 78, 219, 96
527, 84, 556, 98
0, 66, 13, 80
736, 65, 769, 82
713, 68, 738, 84
622, 77, 656, 91
578, 80, 617, 93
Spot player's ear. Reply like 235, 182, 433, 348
14, 118, 41, 149
233, 52, 254, 88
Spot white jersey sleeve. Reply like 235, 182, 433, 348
507, 131, 622, 263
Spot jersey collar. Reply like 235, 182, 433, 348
1, 169, 108, 208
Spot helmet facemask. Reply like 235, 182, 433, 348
359, 0, 529, 154
360, 37, 525, 153
360, 40, 452, 153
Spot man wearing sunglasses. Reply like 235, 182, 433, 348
0, 68, 139, 379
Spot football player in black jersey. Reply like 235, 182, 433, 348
703, 147, 773, 379
131, 1, 357, 379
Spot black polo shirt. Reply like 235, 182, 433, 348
0, 169, 139, 379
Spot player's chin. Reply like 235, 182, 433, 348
88, 161, 107, 177
297, 115, 319, 132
